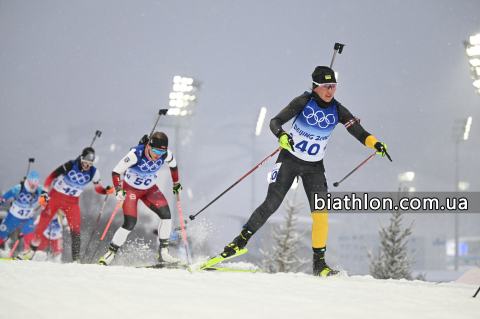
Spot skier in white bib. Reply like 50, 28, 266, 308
220, 66, 389, 276
99, 132, 182, 266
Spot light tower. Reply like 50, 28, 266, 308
465, 33, 480, 96
451, 116, 473, 270
166, 75, 199, 161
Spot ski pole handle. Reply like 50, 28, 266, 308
100, 200, 123, 241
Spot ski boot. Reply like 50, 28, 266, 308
313, 247, 339, 277
158, 239, 181, 263
14, 245, 37, 260
221, 228, 253, 258
99, 243, 120, 266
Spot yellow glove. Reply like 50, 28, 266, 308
278, 132, 295, 151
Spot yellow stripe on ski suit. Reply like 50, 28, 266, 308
365, 135, 379, 149
311, 208, 328, 248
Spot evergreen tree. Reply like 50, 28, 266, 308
260, 188, 309, 273
365, 186, 419, 280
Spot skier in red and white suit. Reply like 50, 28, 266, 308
99, 132, 182, 266
18, 147, 114, 262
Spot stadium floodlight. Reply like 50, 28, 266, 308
470, 59, 480, 67
255, 107, 267, 136
168, 76, 199, 116
470, 33, 480, 45
465, 33, 480, 96
398, 171, 415, 182
458, 181, 470, 191
463, 117, 472, 140
466, 45, 480, 57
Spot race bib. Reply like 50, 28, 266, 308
9, 202, 34, 219
269, 163, 282, 183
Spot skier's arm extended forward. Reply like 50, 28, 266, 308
44, 161, 75, 190
111, 149, 138, 189
0, 185, 21, 203
336, 103, 383, 151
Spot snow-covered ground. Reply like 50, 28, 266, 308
1, 260, 479, 319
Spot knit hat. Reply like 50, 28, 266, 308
81, 147, 95, 162
312, 66, 337, 84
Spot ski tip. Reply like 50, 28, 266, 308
187, 261, 206, 274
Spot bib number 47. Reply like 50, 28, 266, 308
295, 140, 321, 155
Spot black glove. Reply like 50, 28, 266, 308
374, 142, 392, 162
173, 182, 182, 195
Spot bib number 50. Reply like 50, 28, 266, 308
133, 177, 152, 186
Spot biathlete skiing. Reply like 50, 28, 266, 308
99, 132, 182, 266
32, 212, 68, 263
18, 147, 114, 262
218, 66, 389, 276
0, 171, 45, 251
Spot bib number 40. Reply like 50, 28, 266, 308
295, 140, 321, 155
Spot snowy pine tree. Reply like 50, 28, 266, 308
260, 188, 309, 273
365, 186, 418, 280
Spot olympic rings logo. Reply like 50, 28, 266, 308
138, 159, 161, 172
303, 106, 336, 128
68, 170, 90, 184
18, 193, 33, 203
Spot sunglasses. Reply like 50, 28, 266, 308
150, 148, 166, 156
313, 82, 338, 90
81, 160, 93, 167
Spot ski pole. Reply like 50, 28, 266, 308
89, 200, 123, 263
330, 43, 345, 68
189, 148, 281, 220
47, 220, 53, 259
90, 130, 102, 147
474, 286, 480, 298
333, 153, 376, 187
82, 195, 108, 262
149, 109, 169, 138
8, 232, 23, 258
101, 200, 122, 240
175, 193, 191, 264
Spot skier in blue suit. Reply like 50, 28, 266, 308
0, 171, 45, 249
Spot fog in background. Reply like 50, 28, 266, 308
1, 1, 479, 272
